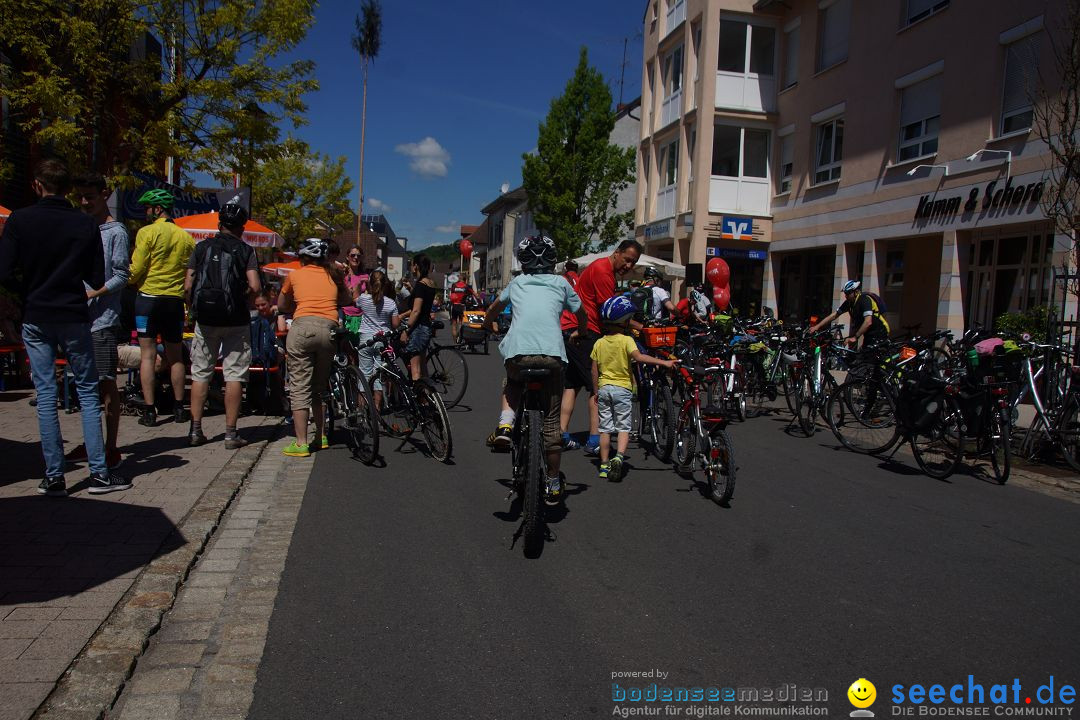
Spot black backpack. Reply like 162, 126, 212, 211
193, 237, 247, 325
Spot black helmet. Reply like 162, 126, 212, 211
219, 203, 248, 228
643, 266, 662, 282
516, 235, 557, 274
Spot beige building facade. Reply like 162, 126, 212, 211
636, 0, 1074, 335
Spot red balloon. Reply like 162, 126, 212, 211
460, 240, 473, 260
712, 286, 731, 311
706, 257, 730, 288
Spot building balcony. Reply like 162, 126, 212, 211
660, 89, 683, 129
709, 176, 771, 216
664, 0, 686, 39
715, 71, 776, 114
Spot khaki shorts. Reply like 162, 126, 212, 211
191, 324, 252, 383
506, 355, 564, 453
286, 316, 337, 411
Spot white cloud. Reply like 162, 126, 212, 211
395, 136, 451, 179
367, 197, 392, 213
434, 222, 458, 233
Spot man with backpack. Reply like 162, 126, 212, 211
184, 203, 261, 448
809, 280, 890, 347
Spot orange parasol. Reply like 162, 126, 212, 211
262, 260, 301, 276
0, 204, 10, 234
174, 211, 284, 248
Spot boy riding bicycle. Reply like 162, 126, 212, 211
483, 236, 587, 505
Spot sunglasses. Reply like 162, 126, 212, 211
348, 253, 362, 259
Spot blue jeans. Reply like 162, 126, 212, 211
22, 322, 106, 477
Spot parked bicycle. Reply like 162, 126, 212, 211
672, 361, 737, 505
324, 328, 379, 464
425, 321, 469, 409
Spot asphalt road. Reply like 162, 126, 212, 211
250, 347, 1080, 719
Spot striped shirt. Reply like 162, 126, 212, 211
355, 292, 398, 338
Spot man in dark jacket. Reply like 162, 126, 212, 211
0, 159, 131, 496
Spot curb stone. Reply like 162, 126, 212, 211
30, 430, 281, 720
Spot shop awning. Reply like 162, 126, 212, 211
174, 212, 284, 248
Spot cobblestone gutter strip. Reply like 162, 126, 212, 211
31, 436, 276, 720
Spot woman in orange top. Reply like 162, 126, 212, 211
277, 238, 350, 457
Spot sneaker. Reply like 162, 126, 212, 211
562, 436, 582, 451
225, 435, 249, 450
138, 407, 157, 427
88, 471, 132, 494
487, 425, 512, 451
608, 454, 624, 482
282, 441, 310, 457
319, 435, 329, 450
189, 430, 208, 447
38, 477, 67, 497
598, 462, 610, 479
584, 442, 600, 457
106, 448, 123, 470
544, 473, 564, 506
64, 444, 88, 462
173, 405, 189, 424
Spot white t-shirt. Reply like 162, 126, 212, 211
650, 286, 671, 319
689, 288, 711, 318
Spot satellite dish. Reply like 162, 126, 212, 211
500, 182, 510, 194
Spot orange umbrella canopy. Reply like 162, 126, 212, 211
0, 204, 10, 233
262, 260, 301, 276
174, 212, 284, 248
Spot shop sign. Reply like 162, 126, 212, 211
721, 215, 754, 240
644, 218, 674, 240
914, 176, 1045, 221
707, 247, 767, 261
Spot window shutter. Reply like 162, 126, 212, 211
818, 0, 851, 69
906, 0, 938, 22
900, 74, 942, 126
784, 26, 800, 87
1003, 35, 1039, 115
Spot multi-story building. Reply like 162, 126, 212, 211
637, 0, 1074, 334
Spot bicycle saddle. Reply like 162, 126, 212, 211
517, 367, 552, 378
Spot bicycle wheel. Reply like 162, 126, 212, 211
989, 407, 1011, 484
730, 362, 747, 422
1058, 396, 1080, 472
650, 381, 676, 463
428, 346, 468, 408
520, 408, 545, 550
826, 378, 900, 454
783, 363, 802, 414
911, 397, 964, 479
379, 374, 412, 437
415, 382, 453, 462
744, 361, 768, 418
673, 409, 696, 475
342, 366, 379, 465
704, 426, 736, 505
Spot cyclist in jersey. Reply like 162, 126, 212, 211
448, 277, 475, 343
809, 280, 890, 347
642, 267, 677, 320
687, 283, 712, 325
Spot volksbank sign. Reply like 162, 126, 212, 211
914, 177, 1045, 222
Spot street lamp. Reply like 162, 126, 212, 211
907, 164, 950, 176
966, 149, 1012, 179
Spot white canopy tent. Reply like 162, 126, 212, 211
556, 252, 686, 278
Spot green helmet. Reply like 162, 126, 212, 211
137, 188, 174, 208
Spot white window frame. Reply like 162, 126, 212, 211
895, 64, 943, 162
711, 124, 770, 181
905, 0, 949, 26
665, 0, 686, 38
1000, 26, 1041, 136
717, 18, 776, 80
817, 0, 851, 72
663, 138, 679, 188
664, 45, 684, 96
777, 124, 795, 194
782, 18, 800, 89
813, 114, 844, 185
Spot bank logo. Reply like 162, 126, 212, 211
849, 678, 877, 718
721, 215, 753, 240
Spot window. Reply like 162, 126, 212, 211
665, 46, 684, 95
783, 23, 800, 89
814, 117, 843, 184
663, 139, 679, 187
817, 0, 851, 71
906, 0, 948, 25
897, 74, 942, 161
778, 134, 793, 193
717, 20, 775, 76
1001, 34, 1040, 135
712, 124, 770, 179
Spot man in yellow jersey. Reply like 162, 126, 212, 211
128, 188, 195, 426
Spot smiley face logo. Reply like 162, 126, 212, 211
848, 679, 877, 709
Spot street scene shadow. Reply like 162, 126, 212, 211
0, 495, 185, 604
0, 436, 49, 488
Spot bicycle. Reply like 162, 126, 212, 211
672, 361, 737, 505
363, 330, 453, 463
1011, 340, 1080, 472
323, 329, 379, 465
509, 365, 557, 553
424, 321, 469, 409
791, 331, 845, 436
635, 324, 678, 462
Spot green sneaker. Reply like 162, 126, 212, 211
608, 454, 624, 482
319, 435, 330, 449
598, 461, 610, 479
282, 441, 310, 457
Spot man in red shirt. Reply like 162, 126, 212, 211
560, 240, 642, 453
448, 277, 474, 343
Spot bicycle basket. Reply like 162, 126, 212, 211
896, 370, 946, 433
641, 326, 676, 349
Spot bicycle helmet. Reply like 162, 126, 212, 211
136, 188, 174, 208
298, 237, 329, 259
601, 295, 637, 324
842, 280, 861, 294
218, 202, 248, 228
643, 266, 662, 282
516, 235, 557, 274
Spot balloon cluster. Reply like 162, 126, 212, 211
460, 240, 473, 260
706, 257, 731, 311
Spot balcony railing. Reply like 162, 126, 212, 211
655, 186, 677, 220
664, 0, 686, 38
708, 176, 770, 216
660, 88, 682, 128
715, 71, 776, 114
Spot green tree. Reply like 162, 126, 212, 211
0, 0, 318, 187
351, 0, 382, 231
251, 139, 355, 247
522, 47, 636, 260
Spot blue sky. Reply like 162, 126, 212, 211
286, 0, 644, 249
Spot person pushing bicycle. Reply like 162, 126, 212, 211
809, 280, 890, 348
483, 235, 587, 506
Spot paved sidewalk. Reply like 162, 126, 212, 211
0, 389, 283, 720
108, 445, 313, 719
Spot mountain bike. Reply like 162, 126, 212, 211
635, 324, 678, 462
672, 362, 737, 505
425, 322, 468, 409
324, 329, 379, 464
509, 366, 557, 554
791, 331, 846, 436
363, 331, 453, 462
